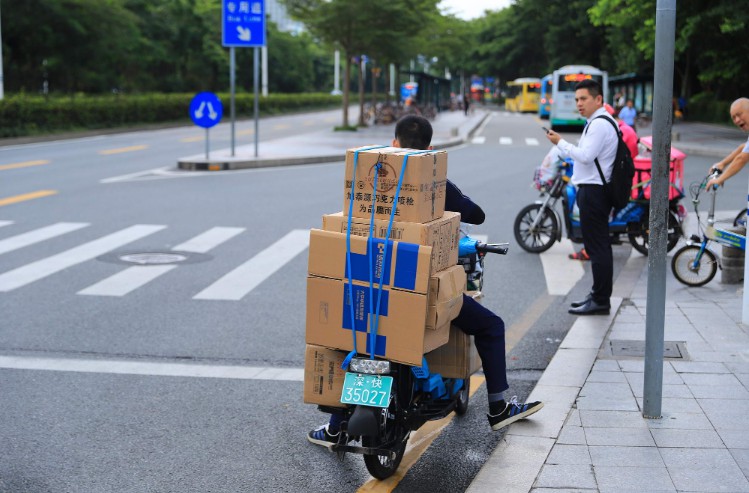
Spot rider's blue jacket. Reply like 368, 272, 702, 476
446, 180, 485, 225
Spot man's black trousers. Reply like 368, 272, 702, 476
577, 184, 613, 305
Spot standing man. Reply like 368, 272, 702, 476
618, 99, 637, 132
705, 97, 749, 189
545, 79, 618, 315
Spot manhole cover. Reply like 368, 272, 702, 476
609, 340, 687, 359
119, 252, 188, 265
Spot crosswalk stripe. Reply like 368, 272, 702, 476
172, 227, 244, 253
0, 220, 14, 228
525, 138, 540, 146
499, 137, 513, 145
471, 136, 486, 144
78, 265, 176, 296
0, 224, 166, 292
539, 238, 585, 295
0, 222, 89, 256
193, 229, 310, 301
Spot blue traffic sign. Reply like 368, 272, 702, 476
222, 0, 266, 47
189, 92, 223, 128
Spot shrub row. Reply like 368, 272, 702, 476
0, 93, 343, 138
686, 93, 733, 124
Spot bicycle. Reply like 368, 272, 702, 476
671, 169, 747, 286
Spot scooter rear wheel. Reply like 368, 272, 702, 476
628, 209, 682, 256
671, 245, 718, 287
362, 427, 407, 480
514, 204, 559, 253
455, 378, 470, 416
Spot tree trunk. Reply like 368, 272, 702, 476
343, 53, 351, 127
358, 60, 365, 127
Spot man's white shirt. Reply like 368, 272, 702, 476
743, 135, 749, 154
556, 107, 619, 186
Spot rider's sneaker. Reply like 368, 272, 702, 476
307, 424, 343, 448
488, 397, 544, 431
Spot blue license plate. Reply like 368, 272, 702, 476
340, 373, 393, 408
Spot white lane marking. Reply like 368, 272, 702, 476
77, 227, 244, 297
0, 355, 303, 381
539, 238, 585, 295
0, 220, 13, 228
0, 222, 89, 256
194, 229, 310, 300
78, 265, 176, 296
471, 136, 486, 144
172, 227, 244, 253
0, 225, 166, 292
100, 166, 172, 183
499, 137, 513, 145
525, 138, 540, 146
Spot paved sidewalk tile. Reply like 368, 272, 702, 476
588, 445, 664, 467
594, 466, 675, 492
534, 464, 597, 490
584, 427, 655, 447
650, 428, 725, 448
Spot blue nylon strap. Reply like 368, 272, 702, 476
342, 145, 386, 370
368, 150, 432, 360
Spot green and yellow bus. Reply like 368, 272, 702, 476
505, 77, 542, 113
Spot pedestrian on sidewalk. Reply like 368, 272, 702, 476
307, 115, 543, 448
705, 97, 749, 190
618, 99, 637, 132
545, 79, 617, 316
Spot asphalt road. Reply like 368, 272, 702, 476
0, 108, 742, 492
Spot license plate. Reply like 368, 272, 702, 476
340, 373, 393, 408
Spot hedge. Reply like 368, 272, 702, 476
685, 93, 733, 124
0, 93, 343, 138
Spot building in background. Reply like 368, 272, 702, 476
266, 0, 305, 34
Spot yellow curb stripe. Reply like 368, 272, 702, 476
0, 160, 50, 171
0, 190, 58, 207
99, 145, 148, 155
357, 374, 486, 492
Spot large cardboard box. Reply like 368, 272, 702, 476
308, 229, 433, 293
303, 344, 347, 408
321, 211, 461, 273
425, 325, 482, 379
343, 146, 447, 223
305, 275, 450, 366
427, 265, 466, 330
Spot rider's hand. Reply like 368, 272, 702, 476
709, 164, 722, 174
705, 176, 722, 190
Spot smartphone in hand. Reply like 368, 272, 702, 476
542, 126, 550, 134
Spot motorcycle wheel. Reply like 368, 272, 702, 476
628, 209, 682, 256
362, 422, 407, 480
455, 378, 470, 416
513, 204, 559, 253
671, 245, 717, 287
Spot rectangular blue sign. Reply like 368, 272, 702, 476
222, 0, 266, 47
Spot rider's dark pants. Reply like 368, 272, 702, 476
452, 294, 508, 395
577, 184, 613, 305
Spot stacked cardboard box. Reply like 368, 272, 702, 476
304, 146, 476, 408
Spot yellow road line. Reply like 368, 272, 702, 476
272, 124, 290, 130
180, 136, 204, 143
238, 129, 255, 136
357, 374, 486, 492
99, 145, 148, 155
0, 190, 58, 207
0, 160, 50, 171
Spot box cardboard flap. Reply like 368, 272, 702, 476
426, 265, 466, 330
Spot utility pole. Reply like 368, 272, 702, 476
0, 2, 5, 100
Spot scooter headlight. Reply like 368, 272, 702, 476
349, 358, 391, 375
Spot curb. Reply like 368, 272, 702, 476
176, 112, 490, 171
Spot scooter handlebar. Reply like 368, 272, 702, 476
475, 241, 509, 255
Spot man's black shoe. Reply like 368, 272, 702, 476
568, 299, 610, 315
570, 294, 592, 308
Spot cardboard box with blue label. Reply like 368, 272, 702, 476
343, 146, 447, 224
305, 275, 451, 366
307, 229, 434, 293
321, 211, 461, 273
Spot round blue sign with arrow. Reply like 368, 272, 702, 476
190, 92, 223, 128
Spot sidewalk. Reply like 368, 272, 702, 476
177, 108, 489, 170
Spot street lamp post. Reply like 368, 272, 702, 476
0, 2, 5, 100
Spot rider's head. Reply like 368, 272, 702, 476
730, 97, 749, 132
393, 115, 433, 150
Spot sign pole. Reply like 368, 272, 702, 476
254, 46, 259, 158
230, 46, 236, 157
205, 128, 209, 160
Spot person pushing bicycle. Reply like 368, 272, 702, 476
705, 97, 749, 190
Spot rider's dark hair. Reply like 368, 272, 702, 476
575, 78, 603, 99
394, 115, 432, 150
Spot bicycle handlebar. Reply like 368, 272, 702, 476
475, 241, 509, 255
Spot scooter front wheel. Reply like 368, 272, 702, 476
671, 245, 718, 287
514, 204, 559, 253
628, 209, 682, 256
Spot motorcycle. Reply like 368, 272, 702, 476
513, 138, 687, 255
315, 237, 508, 480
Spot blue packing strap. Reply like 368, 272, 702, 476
367, 150, 433, 360
342, 145, 387, 370
366, 163, 382, 359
